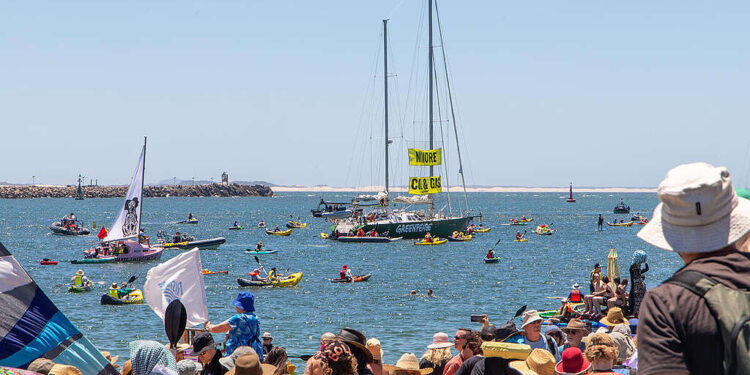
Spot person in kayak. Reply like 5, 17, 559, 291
182, 232, 190, 241
109, 283, 120, 298
486, 249, 495, 259
521, 216, 527, 221
188, 213, 194, 220
268, 267, 278, 281
424, 232, 433, 243
255, 241, 265, 251
71, 270, 90, 287
259, 220, 265, 227
516, 231, 524, 240
274, 225, 281, 232
233, 221, 239, 228
249, 269, 266, 282
173, 232, 181, 243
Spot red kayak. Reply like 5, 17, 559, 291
40, 259, 58, 265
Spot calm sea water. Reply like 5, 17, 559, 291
0, 192, 682, 364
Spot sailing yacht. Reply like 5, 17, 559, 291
330, 1, 473, 239
75, 138, 164, 263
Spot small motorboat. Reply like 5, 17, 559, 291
613, 199, 630, 214
311, 200, 353, 218
176, 218, 199, 224
71, 256, 117, 264
336, 236, 401, 243
100, 289, 144, 305
202, 269, 228, 275
414, 238, 447, 245
484, 257, 500, 263
49, 221, 91, 235
266, 229, 292, 236
245, 249, 278, 255
331, 273, 372, 283
162, 237, 226, 250
237, 272, 303, 287
40, 258, 58, 265
607, 221, 634, 227
286, 221, 307, 229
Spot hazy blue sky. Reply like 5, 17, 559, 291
1, 1, 749, 187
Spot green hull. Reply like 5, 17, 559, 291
71, 257, 117, 264
360, 216, 471, 239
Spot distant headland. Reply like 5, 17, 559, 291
0, 184, 274, 199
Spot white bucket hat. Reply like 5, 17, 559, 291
637, 162, 750, 253
520, 310, 543, 329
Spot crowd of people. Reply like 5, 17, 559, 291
4, 162, 750, 375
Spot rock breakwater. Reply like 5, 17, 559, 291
0, 184, 274, 199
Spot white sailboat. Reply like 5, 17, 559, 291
73, 138, 164, 264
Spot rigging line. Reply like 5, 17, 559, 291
433, 55, 452, 216
435, 0, 469, 214
743, 139, 750, 188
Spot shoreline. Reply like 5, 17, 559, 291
271, 185, 657, 193
0, 184, 274, 199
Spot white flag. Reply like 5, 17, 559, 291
144, 248, 209, 327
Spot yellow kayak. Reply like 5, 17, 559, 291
237, 272, 303, 287
414, 238, 447, 245
320, 233, 329, 239
607, 221, 634, 227
448, 235, 473, 242
286, 222, 307, 229
100, 289, 144, 305
473, 227, 491, 233
266, 229, 293, 236
514, 238, 528, 242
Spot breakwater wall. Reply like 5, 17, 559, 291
0, 184, 274, 199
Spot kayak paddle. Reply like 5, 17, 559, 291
164, 299, 187, 349
513, 305, 527, 319
489, 238, 501, 251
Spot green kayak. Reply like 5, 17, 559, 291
68, 283, 94, 293
70, 256, 117, 264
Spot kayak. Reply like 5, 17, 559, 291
514, 238, 529, 242
100, 289, 144, 305
517, 218, 533, 223
40, 259, 58, 265
177, 219, 199, 224
635, 220, 648, 225
473, 228, 491, 233
229, 226, 246, 230
539, 302, 585, 318
163, 237, 226, 250
266, 229, 292, 236
484, 257, 500, 263
331, 273, 372, 283
535, 225, 554, 235
320, 233, 330, 239
336, 236, 401, 243
237, 272, 303, 287
245, 249, 278, 255
71, 256, 117, 264
607, 221, 634, 227
286, 222, 307, 229
258, 223, 266, 228
447, 235, 472, 242
509, 222, 528, 226
68, 283, 94, 293
202, 270, 228, 275
414, 238, 447, 245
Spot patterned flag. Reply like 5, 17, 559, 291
0, 242, 117, 375
143, 248, 209, 327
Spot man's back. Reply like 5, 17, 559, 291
637, 250, 750, 374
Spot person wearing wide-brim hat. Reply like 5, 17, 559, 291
192, 333, 225, 375
509, 348, 556, 375
226, 353, 276, 375
598, 307, 628, 328
336, 327, 378, 375
384, 353, 433, 375
635, 162, 750, 375
520, 310, 560, 362
419, 333, 453, 375
71, 269, 89, 287
554, 347, 591, 375
204, 292, 264, 360
560, 319, 588, 353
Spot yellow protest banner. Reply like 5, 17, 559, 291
409, 176, 442, 195
408, 148, 442, 166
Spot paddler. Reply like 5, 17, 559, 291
344, 265, 353, 281
268, 267, 278, 281
274, 225, 281, 232
188, 212, 194, 220
249, 269, 265, 282
109, 283, 120, 298
516, 231, 524, 240
234, 221, 239, 228
356, 227, 365, 237
424, 232, 433, 243
339, 265, 348, 280
259, 220, 265, 227
486, 249, 495, 259
255, 241, 265, 251
452, 231, 459, 239
71, 269, 89, 287
173, 232, 182, 243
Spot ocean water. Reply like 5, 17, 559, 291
0, 192, 681, 364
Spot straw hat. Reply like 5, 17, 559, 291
383, 353, 433, 375
49, 364, 83, 375
599, 307, 628, 328
76, 270, 85, 276
509, 349, 556, 375
638, 163, 750, 253
226, 354, 275, 375
561, 319, 588, 334
554, 348, 591, 375
427, 332, 453, 349
520, 310, 543, 329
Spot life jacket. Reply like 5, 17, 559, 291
559, 303, 573, 315
269, 270, 277, 279
340, 270, 347, 279
74, 275, 83, 287
109, 287, 119, 298
569, 289, 582, 302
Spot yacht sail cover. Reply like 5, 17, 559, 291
392, 195, 433, 205
0, 242, 117, 375
103, 144, 145, 242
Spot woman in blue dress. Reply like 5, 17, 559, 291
204, 292, 263, 360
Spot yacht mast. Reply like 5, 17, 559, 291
383, 19, 390, 194
428, 0, 434, 177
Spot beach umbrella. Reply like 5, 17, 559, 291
607, 248, 620, 289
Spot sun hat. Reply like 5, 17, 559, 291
587, 332, 615, 348
481, 326, 496, 341
28, 358, 56, 374
637, 163, 750, 253
129, 340, 178, 375
176, 360, 198, 375
220, 346, 258, 370
572, 283, 580, 289
555, 348, 591, 375
599, 307, 628, 328
561, 297, 569, 303
226, 354, 275, 375
561, 319, 588, 334
192, 332, 218, 355
233, 292, 256, 312
509, 348, 556, 375
494, 321, 522, 342
520, 310, 543, 329
609, 332, 635, 362
49, 364, 82, 375
76, 270, 84, 276
383, 353, 433, 375
336, 327, 373, 362
612, 323, 632, 337
426, 332, 453, 349
543, 325, 563, 337
261, 332, 273, 339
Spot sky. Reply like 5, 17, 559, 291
1, 1, 749, 188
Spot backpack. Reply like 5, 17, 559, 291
665, 270, 750, 375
